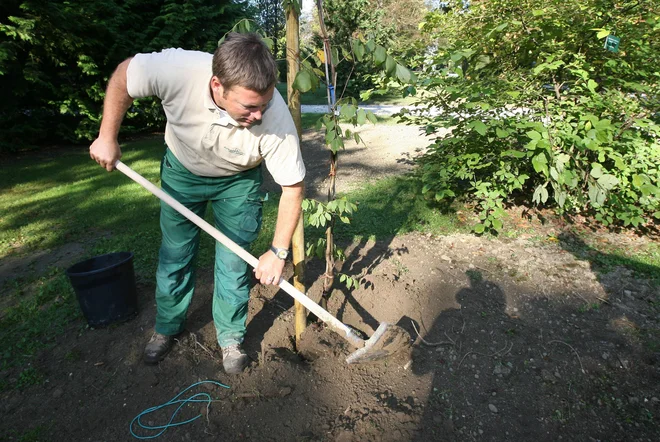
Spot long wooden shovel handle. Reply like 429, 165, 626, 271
114, 160, 364, 348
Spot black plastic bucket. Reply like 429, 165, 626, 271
66, 252, 138, 327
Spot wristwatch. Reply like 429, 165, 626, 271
270, 245, 290, 260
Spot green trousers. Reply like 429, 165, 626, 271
154, 149, 264, 348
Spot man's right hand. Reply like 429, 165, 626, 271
89, 136, 122, 172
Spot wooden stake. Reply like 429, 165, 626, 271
286, 3, 307, 346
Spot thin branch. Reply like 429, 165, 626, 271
548, 340, 586, 374
457, 340, 512, 369
411, 320, 455, 346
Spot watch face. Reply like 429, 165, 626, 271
271, 246, 289, 260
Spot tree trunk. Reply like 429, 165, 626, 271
285, 3, 306, 346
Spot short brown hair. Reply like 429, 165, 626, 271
212, 33, 278, 94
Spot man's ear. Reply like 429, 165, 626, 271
211, 76, 225, 97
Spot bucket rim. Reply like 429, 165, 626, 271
66, 251, 134, 277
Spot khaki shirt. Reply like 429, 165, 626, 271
126, 48, 306, 186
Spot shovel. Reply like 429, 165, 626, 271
115, 160, 410, 364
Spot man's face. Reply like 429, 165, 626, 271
211, 77, 274, 127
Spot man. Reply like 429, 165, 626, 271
89, 33, 305, 374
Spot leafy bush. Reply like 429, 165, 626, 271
405, 0, 659, 231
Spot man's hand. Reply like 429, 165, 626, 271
90, 57, 133, 172
89, 136, 122, 172
254, 250, 285, 285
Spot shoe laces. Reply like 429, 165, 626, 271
149, 333, 170, 345
222, 344, 244, 358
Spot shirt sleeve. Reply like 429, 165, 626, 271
259, 93, 306, 187
126, 48, 208, 101
126, 51, 162, 99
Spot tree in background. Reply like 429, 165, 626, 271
253, 0, 286, 58
314, 0, 428, 96
407, 0, 659, 231
0, 0, 252, 152
377, 0, 428, 60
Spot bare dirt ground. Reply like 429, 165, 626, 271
1, 125, 659, 442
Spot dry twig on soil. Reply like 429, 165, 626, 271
186, 333, 218, 361
548, 340, 586, 374
411, 320, 455, 346
457, 340, 513, 369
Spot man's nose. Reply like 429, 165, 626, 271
251, 110, 263, 121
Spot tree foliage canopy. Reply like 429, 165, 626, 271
311, 0, 427, 96
0, 0, 251, 151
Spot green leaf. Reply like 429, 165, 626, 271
596, 29, 611, 39
374, 45, 387, 64
356, 109, 367, 125
352, 39, 365, 61
292, 70, 313, 93
385, 56, 396, 75
325, 129, 336, 143
470, 121, 488, 136
590, 164, 603, 178
532, 154, 548, 174
330, 138, 343, 153
597, 174, 619, 190
632, 174, 648, 188
492, 218, 503, 230
532, 185, 549, 204
496, 128, 509, 138
587, 79, 598, 93
527, 130, 542, 140
556, 191, 567, 208
474, 55, 491, 71
501, 150, 526, 158
262, 37, 274, 52
331, 47, 340, 65
340, 104, 357, 119
550, 166, 559, 181
473, 224, 486, 234
640, 184, 658, 197
366, 111, 378, 124
588, 182, 607, 206
396, 64, 412, 83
